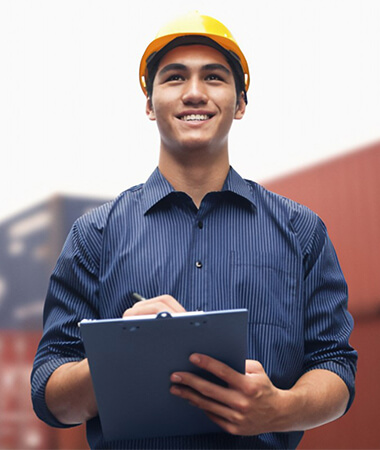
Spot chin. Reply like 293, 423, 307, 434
179, 135, 219, 151
180, 142, 215, 155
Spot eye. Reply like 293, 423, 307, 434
205, 73, 224, 82
165, 74, 184, 82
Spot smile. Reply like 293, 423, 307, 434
179, 114, 212, 122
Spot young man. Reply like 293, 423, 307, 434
32, 11, 357, 449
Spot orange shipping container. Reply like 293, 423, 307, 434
264, 141, 380, 449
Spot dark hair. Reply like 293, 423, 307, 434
145, 35, 247, 104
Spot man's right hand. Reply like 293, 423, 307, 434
122, 294, 186, 317
46, 294, 186, 425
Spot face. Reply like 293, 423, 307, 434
146, 45, 246, 157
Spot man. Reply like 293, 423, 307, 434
32, 11, 357, 449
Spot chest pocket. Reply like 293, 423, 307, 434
230, 252, 299, 329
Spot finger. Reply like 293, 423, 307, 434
205, 412, 242, 436
147, 295, 187, 312
170, 370, 249, 413
122, 301, 176, 317
122, 295, 186, 317
170, 383, 243, 426
188, 353, 245, 390
171, 371, 229, 404
245, 359, 265, 374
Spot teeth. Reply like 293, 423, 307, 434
181, 114, 210, 121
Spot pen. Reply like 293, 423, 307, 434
132, 292, 147, 302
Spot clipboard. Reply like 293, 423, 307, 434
79, 308, 248, 441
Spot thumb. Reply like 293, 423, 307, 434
246, 359, 265, 375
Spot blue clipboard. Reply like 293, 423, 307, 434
79, 309, 248, 441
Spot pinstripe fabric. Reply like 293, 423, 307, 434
31, 167, 357, 450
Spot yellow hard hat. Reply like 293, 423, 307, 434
139, 11, 250, 97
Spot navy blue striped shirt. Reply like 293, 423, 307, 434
32, 167, 357, 449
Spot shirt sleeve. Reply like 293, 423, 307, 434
31, 215, 102, 427
301, 216, 358, 412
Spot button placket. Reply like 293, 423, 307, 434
191, 213, 207, 311
195, 219, 204, 269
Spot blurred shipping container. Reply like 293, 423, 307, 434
0, 195, 108, 449
264, 140, 380, 449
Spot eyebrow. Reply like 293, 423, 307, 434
158, 62, 232, 77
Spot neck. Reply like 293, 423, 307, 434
158, 146, 230, 208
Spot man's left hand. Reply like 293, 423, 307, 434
170, 354, 288, 436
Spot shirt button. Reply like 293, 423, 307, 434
195, 261, 203, 269
198, 221, 203, 229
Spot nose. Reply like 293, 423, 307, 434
181, 77, 208, 105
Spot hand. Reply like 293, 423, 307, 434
170, 354, 289, 436
122, 294, 186, 317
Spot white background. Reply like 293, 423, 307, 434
1, 0, 380, 221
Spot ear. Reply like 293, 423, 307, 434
234, 92, 246, 120
146, 97, 156, 121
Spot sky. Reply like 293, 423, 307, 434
1, 0, 380, 222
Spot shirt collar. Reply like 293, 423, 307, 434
222, 167, 256, 207
142, 167, 256, 214
141, 168, 175, 214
